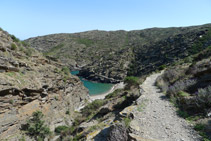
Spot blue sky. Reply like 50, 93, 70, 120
1, 0, 211, 39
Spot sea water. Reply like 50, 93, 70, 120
71, 71, 113, 95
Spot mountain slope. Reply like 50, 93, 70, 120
156, 47, 211, 140
26, 24, 211, 83
0, 28, 89, 139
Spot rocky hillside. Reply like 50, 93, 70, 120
0, 28, 89, 140
26, 24, 211, 83
156, 47, 211, 140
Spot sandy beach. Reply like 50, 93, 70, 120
90, 82, 125, 101
75, 82, 125, 111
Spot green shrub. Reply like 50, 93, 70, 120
194, 123, 205, 131
55, 125, 69, 134
177, 91, 190, 97
24, 47, 34, 56
123, 117, 131, 128
19, 136, 26, 141
10, 34, 20, 42
11, 43, 17, 50
21, 41, 29, 47
0, 27, 3, 31
193, 123, 211, 140
177, 109, 189, 118
196, 86, 211, 110
184, 56, 193, 63
66, 110, 70, 115
22, 111, 51, 140
19, 46, 24, 52
186, 116, 200, 122
158, 64, 167, 70
62, 66, 70, 76
9, 99, 14, 105
124, 76, 139, 89
44, 43, 64, 56
77, 38, 94, 47
105, 89, 121, 99
190, 28, 211, 54
81, 99, 106, 117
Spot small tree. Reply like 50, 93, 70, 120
23, 111, 51, 140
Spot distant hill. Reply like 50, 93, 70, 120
26, 23, 211, 83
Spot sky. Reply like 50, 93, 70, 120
0, 0, 211, 40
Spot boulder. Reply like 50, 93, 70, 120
107, 124, 129, 141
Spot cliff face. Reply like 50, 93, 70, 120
0, 29, 89, 139
26, 24, 211, 83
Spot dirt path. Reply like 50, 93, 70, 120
131, 72, 200, 141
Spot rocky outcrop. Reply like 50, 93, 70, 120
0, 29, 89, 139
107, 124, 129, 141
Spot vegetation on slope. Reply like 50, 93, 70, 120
0, 27, 89, 140
22, 111, 51, 141
54, 76, 143, 140
156, 47, 211, 140
26, 24, 211, 83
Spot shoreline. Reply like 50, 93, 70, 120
75, 82, 125, 111
90, 82, 125, 101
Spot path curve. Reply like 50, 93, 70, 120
131, 72, 200, 141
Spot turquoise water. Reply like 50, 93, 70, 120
71, 71, 113, 95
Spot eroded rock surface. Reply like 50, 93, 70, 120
0, 29, 89, 139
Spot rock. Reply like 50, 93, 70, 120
99, 106, 112, 115
129, 120, 140, 133
0, 30, 90, 139
0, 65, 19, 72
119, 105, 136, 118
129, 133, 157, 141
107, 124, 129, 141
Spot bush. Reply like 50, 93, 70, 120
194, 123, 205, 131
77, 38, 94, 47
189, 28, 211, 54
167, 79, 196, 95
65, 110, 70, 115
81, 99, 106, 117
156, 76, 169, 92
196, 86, 211, 109
124, 76, 139, 89
184, 56, 193, 63
21, 41, 29, 47
177, 109, 189, 118
123, 117, 131, 128
194, 123, 211, 140
22, 111, 51, 140
10, 34, 20, 42
62, 66, 70, 76
177, 91, 190, 97
11, 43, 17, 50
105, 89, 121, 99
24, 47, 34, 56
55, 125, 69, 134
158, 64, 167, 70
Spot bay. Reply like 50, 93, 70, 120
71, 71, 113, 95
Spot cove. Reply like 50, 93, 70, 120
71, 71, 113, 96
